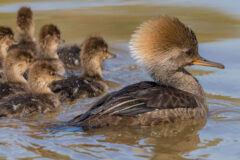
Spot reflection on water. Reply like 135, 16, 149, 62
0, 0, 240, 160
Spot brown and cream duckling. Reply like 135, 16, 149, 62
0, 48, 34, 100
57, 37, 115, 71
69, 16, 225, 129
0, 61, 63, 118
51, 36, 114, 103
0, 26, 16, 69
9, 7, 37, 55
37, 24, 65, 75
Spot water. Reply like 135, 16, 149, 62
0, 0, 240, 159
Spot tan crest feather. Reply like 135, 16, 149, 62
129, 16, 198, 66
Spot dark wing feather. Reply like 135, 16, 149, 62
50, 75, 106, 103
0, 83, 26, 100
76, 81, 198, 122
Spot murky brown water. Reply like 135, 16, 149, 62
0, 0, 240, 159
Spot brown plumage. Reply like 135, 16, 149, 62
69, 16, 224, 129
0, 61, 62, 118
0, 26, 16, 69
9, 7, 37, 55
0, 48, 34, 100
51, 36, 114, 103
37, 24, 65, 75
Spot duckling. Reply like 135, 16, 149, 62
57, 38, 115, 71
0, 26, 16, 69
8, 7, 37, 55
0, 61, 63, 118
50, 36, 115, 103
37, 24, 65, 75
57, 44, 82, 70
0, 48, 34, 100
69, 16, 225, 129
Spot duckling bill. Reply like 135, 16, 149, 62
69, 16, 224, 129
0, 61, 63, 118
51, 36, 114, 103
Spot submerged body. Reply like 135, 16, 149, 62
69, 16, 224, 129
51, 36, 114, 103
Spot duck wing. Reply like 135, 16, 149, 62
72, 81, 198, 123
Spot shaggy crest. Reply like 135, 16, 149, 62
129, 16, 198, 67
39, 24, 61, 43
17, 7, 33, 30
0, 26, 14, 39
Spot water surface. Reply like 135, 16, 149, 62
0, 0, 240, 160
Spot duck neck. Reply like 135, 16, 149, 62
82, 58, 103, 80
29, 77, 53, 95
4, 66, 27, 84
0, 43, 7, 63
150, 64, 204, 98
38, 44, 58, 59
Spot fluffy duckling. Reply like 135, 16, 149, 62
9, 7, 37, 55
51, 36, 114, 103
0, 48, 34, 100
69, 16, 224, 129
0, 61, 62, 118
37, 24, 65, 75
57, 38, 115, 71
0, 26, 16, 68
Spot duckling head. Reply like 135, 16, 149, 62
38, 24, 64, 58
4, 48, 34, 83
16, 7, 34, 42
0, 26, 16, 60
130, 16, 224, 82
81, 36, 114, 79
28, 61, 63, 94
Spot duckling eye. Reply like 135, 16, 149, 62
50, 72, 56, 76
185, 49, 191, 55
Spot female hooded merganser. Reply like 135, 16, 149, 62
51, 36, 115, 103
0, 61, 63, 118
69, 16, 224, 129
57, 37, 115, 71
9, 7, 37, 55
37, 24, 65, 75
0, 48, 34, 100
0, 26, 16, 69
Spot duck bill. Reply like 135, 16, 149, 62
59, 38, 65, 44
55, 74, 66, 81
192, 57, 225, 69
107, 52, 116, 59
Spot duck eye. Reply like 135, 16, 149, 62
185, 49, 191, 55
50, 72, 56, 76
